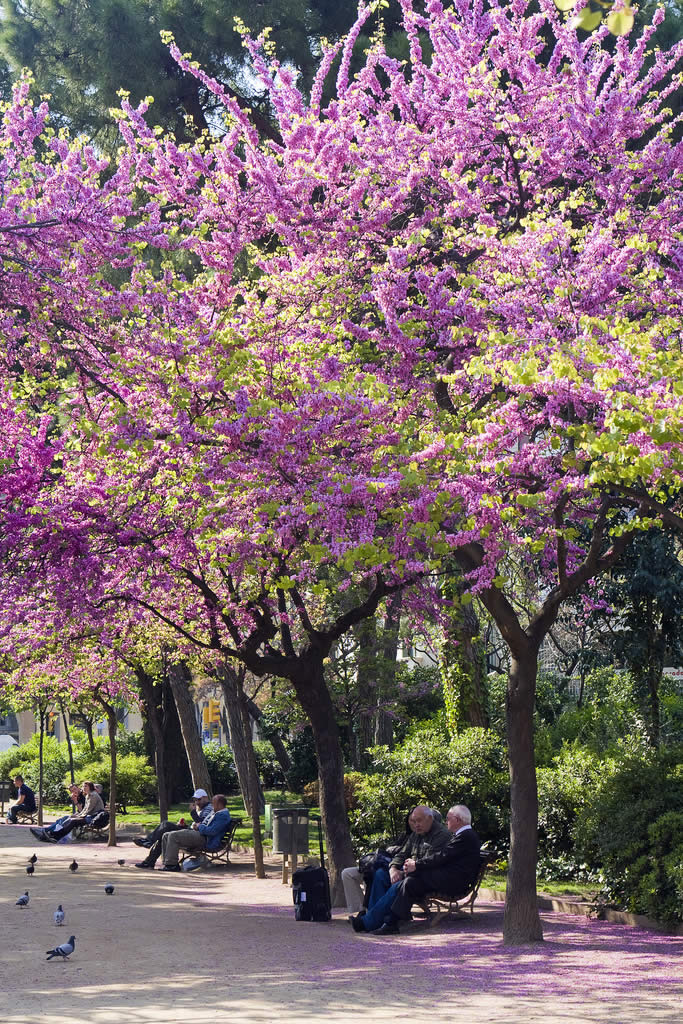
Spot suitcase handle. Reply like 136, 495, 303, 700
311, 815, 325, 870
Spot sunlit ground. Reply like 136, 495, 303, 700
1, 823, 681, 1024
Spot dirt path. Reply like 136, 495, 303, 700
1, 824, 681, 1024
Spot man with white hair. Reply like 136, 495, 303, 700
349, 804, 481, 934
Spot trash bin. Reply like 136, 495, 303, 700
271, 806, 310, 855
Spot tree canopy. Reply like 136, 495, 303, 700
0, 0, 682, 942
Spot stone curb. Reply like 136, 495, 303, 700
478, 887, 683, 936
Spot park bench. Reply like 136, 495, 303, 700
72, 811, 111, 841
417, 847, 492, 927
180, 816, 242, 869
13, 806, 39, 824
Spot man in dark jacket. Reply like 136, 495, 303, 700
349, 804, 481, 934
388, 805, 450, 883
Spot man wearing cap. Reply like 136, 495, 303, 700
134, 788, 213, 870
159, 793, 231, 872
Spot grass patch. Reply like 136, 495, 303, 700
42, 791, 322, 853
483, 869, 596, 899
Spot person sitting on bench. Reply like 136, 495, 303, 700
349, 804, 481, 934
135, 789, 214, 869
159, 794, 231, 872
30, 781, 104, 843
6, 775, 37, 824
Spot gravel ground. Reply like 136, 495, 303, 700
1, 822, 681, 1024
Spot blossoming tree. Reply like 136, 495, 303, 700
1, 0, 682, 942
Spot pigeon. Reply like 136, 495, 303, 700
104, 883, 115, 895
29, 853, 37, 864
69, 859, 78, 873
26, 863, 34, 876
117, 859, 125, 866
46, 936, 75, 960
16, 891, 29, 907
54, 905, 65, 926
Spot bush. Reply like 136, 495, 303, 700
285, 727, 318, 792
574, 742, 683, 922
536, 743, 604, 878
349, 726, 509, 855
253, 741, 287, 789
69, 753, 157, 807
302, 772, 364, 810
202, 743, 238, 794
0, 734, 71, 803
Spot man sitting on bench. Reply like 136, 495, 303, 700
159, 794, 231, 872
349, 804, 481, 934
6, 774, 37, 824
30, 781, 104, 843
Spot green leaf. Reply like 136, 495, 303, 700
554, 0, 577, 10
571, 8, 604, 31
606, 8, 635, 35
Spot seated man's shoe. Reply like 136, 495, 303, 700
135, 860, 154, 869
30, 827, 46, 842
133, 837, 149, 848
372, 922, 399, 935
348, 914, 367, 933
44, 831, 58, 843
161, 863, 181, 872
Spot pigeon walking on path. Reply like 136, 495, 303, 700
69, 859, 78, 873
26, 863, 34, 876
54, 905, 65, 926
104, 883, 115, 894
46, 936, 75, 960
16, 891, 29, 907
29, 853, 37, 864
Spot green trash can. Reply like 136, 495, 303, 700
271, 806, 310, 855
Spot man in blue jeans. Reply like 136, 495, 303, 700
159, 794, 231, 872
349, 804, 481, 934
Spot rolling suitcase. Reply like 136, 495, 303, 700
292, 817, 332, 921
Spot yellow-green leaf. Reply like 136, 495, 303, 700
571, 8, 604, 31
606, 8, 635, 35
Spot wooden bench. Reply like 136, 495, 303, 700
13, 804, 40, 825
72, 812, 110, 841
180, 817, 242, 869
418, 848, 492, 927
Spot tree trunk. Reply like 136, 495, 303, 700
353, 613, 379, 769
291, 654, 354, 905
374, 591, 401, 747
242, 693, 291, 774
94, 694, 118, 847
167, 660, 212, 795
504, 650, 544, 945
218, 664, 265, 816
59, 702, 75, 785
239, 695, 266, 878
460, 602, 489, 727
136, 668, 170, 822
38, 704, 45, 827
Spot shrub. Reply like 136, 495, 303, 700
349, 726, 509, 854
0, 734, 71, 803
253, 741, 287, 789
302, 772, 364, 810
202, 743, 238, 794
536, 743, 604, 878
285, 727, 318, 792
69, 753, 157, 807
574, 742, 683, 922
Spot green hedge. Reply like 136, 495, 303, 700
574, 742, 683, 922
70, 753, 157, 807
